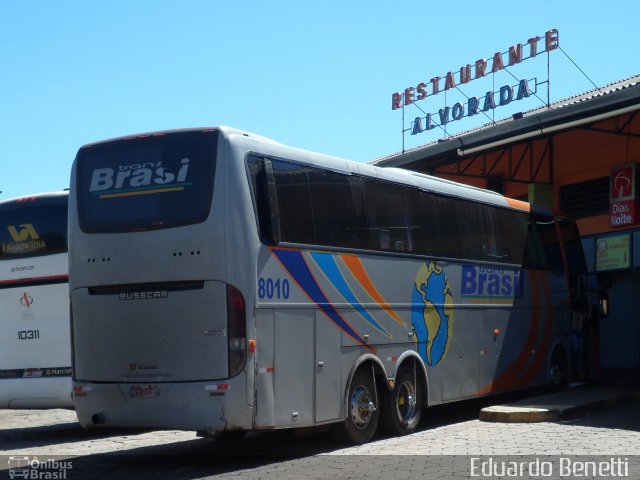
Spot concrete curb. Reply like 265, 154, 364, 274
479, 387, 639, 423
480, 405, 561, 423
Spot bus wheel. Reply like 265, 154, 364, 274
332, 368, 379, 444
381, 367, 422, 436
548, 349, 568, 391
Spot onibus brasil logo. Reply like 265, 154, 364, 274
8, 456, 72, 479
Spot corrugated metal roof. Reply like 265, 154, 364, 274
372, 74, 640, 166
543, 74, 640, 110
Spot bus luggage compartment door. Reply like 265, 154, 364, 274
71, 281, 230, 382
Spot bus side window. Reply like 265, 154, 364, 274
410, 189, 463, 259
246, 156, 276, 243
557, 218, 588, 275
362, 178, 412, 253
308, 169, 369, 250
491, 207, 528, 265
271, 160, 315, 245
522, 217, 547, 269
534, 216, 564, 271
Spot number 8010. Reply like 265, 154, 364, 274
258, 278, 290, 299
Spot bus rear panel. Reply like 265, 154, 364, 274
70, 129, 254, 431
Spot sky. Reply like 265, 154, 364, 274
1, 0, 638, 199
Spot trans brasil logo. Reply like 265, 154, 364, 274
411, 261, 454, 366
461, 265, 524, 302
89, 159, 191, 198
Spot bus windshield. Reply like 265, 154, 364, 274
75, 130, 218, 233
0, 202, 67, 260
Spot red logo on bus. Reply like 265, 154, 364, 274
20, 292, 34, 308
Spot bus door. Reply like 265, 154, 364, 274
255, 247, 343, 428
262, 306, 343, 427
476, 267, 526, 395
314, 309, 342, 422
272, 308, 314, 427
440, 309, 478, 401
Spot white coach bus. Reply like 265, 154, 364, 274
69, 127, 585, 443
0, 191, 72, 408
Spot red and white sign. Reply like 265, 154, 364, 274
609, 163, 637, 228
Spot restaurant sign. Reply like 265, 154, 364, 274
392, 29, 559, 136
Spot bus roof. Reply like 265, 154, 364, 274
0, 191, 68, 209
76, 126, 535, 214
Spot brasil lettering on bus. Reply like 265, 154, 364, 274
461, 265, 524, 300
89, 159, 191, 194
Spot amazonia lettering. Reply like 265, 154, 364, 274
2, 240, 46, 254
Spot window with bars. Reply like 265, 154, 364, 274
560, 177, 609, 219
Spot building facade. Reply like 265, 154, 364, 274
375, 75, 640, 376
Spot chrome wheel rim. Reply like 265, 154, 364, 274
350, 385, 375, 429
397, 380, 418, 423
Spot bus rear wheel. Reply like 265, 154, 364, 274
332, 368, 380, 444
381, 367, 422, 436
548, 349, 568, 392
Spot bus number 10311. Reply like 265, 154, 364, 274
17, 329, 40, 340
258, 278, 290, 300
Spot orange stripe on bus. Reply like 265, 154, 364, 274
477, 270, 541, 395
506, 197, 531, 212
516, 273, 553, 387
340, 255, 406, 327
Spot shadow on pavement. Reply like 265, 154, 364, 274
559, 399, 640, 432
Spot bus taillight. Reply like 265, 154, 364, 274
226, 285, 246, 377
73, 384, 92, 398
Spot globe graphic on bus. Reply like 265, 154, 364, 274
411, 261, 454, 366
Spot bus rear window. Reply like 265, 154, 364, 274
76, 130, 218, 233
0, 202, 67, 260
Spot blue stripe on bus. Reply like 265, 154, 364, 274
310, 252, 390, 337
272, 249, 368, 347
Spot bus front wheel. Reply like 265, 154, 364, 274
380, 367, 422, 436
332, 368, 380, 444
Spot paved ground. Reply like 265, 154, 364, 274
2, 391, 640, 479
